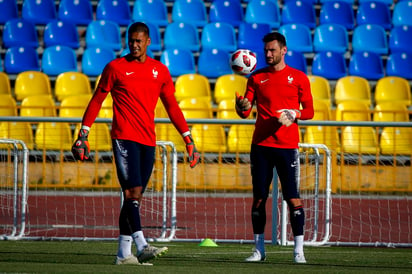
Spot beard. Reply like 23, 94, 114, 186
266, 55, 282, 66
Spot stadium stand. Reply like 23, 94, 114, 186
214, 74, 248, 104
41, 45, 78, 76
209, 0, 244, 28
58, 0, 94, 26
81, 47, 116, 76
334, 76, 371, 107
308, 75, 331, 107
278, 23, 313, 53
54, 72, 92, 102
163, 22, 201, 52
348, 51, 385, 81
374, 76, 411, 106
174, 73, 212, 102
4, 46, 40, 74
2, 18, 39, 49
386, 52, 412, 79
201, 22, 237, 52
237, 22, 271, 53
198, 48, 233, 79
132, 0, 169, 27
0, 94, 18, 116
96, 0, 131, 26
311, 51, 347, 80
0, 72, 12, 96
85, 20, 122, 51
14, 71, 52, 101
0, 0, 18, 24
281, 0, 317, 29
191, 124, 227, 153
22, 0, 57, 25
171, 0, 208, 28
285, 50, 307, 73
356, 1, 392, 30
389, 25, 412, 54
0, 121, 34, 149
43, 20, 80, 49
313, 24, 348, 54
319, 1, 355, 30
160, 48, 197, 77
20, 95, 57, 117
392, 0, 412, 27
35, 122, 73, 150
244, 0, 281, 29
352, 24, 388, 55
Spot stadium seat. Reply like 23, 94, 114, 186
311, 51, 347, 80
312, 100, 332, 120
313, 24, 348, 54
22, 0, 57, 25
389, 25, 412, 54
227, 124, 254, 153
96, 0, 131, 26
334, 76, 371, 107
163, 22, 200, 52
335, 101, 371, 121
392, 1, 412, 27
191, 124, 227, 153
201, 22, 237, 52
41, 45, 78, 76
285, 50, 307, 73
85, 20, 122, 51
0, 0, 18, 24
14, 71, 52, 101
278, 24, 313, 53
358, 0, 392, 5
43, 20, 80, 49
356, 1, 392, 30
374, 76, 411, 106
35, 122, 72, 150
341, 126, 379, 154
373, 102, 409, 122
281, 0, 316, 29
352, 24, 388, 55
237, 22, 271, 53
4, 46, 40, 74
73, 123, 112, 151
0, 72, 12, 96
0, 122, 35, 150
156, 124, 186, 152
304, 126, 340, 152
308, 75, 331, 107
244, 0, 280, 28
319, 1, 355, 30
59, 94, 92, 117
174, 74, 211, 102
198, 48, 233, 79
0, 94, 17, 116
54, 72, 92, 102
178, 97, 213, 119
386, 53, 412, 79
132, 0, 169, 27
380, 127, 412, 155
209, 0, 244, 27
348, 51, 385, 81
318, 0, 354, 3
58, 0, 94, 26
160, 48, 196, 77
214, 74, 248, 104
20, 95, 57, 117
217, 99, 239, 119
171, 0, 208, 28
254, 49, 266, 71
2, 18, 39, 48
82, 47, 116, 76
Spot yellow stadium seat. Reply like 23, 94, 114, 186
191, 124, 227, 153
98, 92, 113, 118
308, 75, 331, 107
312, 100, 331, 120
20, 95, 56, 117
304, 126, 340, 152
179, 97, 213, 119
59, 94, 92, 117
341, 126, 379, 154
14, 71, 52, 101
55, 72, 92, 102
174, 74, 211, 102
0, 122, 34, 150
380, 127, 412, 155
35, 122, 72, 151
227, 124, 254, 153
214, 74, 248, 104
217, 99, 240, 119
334, 76, 371, 106
0, 72, 11, 95
335, 101, 371, 121
155, 123, 186, 152
0, 94, 17, 116
74, 123, 112, 151
374, 76, 411, 106
373, 102, 410, 122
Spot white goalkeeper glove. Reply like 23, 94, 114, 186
276, 109, 301, 127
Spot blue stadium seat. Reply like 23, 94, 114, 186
4, 46, 40, 74
58, 0, 94, 26
244, 0, 280, 29
352, 24, 388, 55
254, 49, 266, 71
313, 24, 348, 53
278, 23, 313, 53
392, 1, 412, 27
198, 48, 233, 78
358, 0, 392, 5
96, 0, 131, 26
201, 22, 237, 52
386, 53, 412, 79
171, 0, 208, 28
0, 0, 18, 24
82, 47, 116, 76
85, 20, 122, 51
389, 25, 412, 54
311, 51, 347, 80
356, 1, 391, 30
237, 22, 271, 52
209, 0, 244, 27
348, 51, 384, 81
43, 20, 80, 49
164, 22, 200, 52
319, 1, 355, 30
22, 0, 57, 25
160, 48, 196, 77
281, 0, 317, 29
132, 0, 169, 27
41, 45, 78, 76
2, 18, 39, 49
285, 50, 307, 74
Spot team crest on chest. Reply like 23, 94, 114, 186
152, 68, 159, 79
288, 75, 294, 84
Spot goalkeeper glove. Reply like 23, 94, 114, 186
72, 126, 90, 161
276, 109, 301, 127
235, 92, 251, 112
183, 132, 200, 168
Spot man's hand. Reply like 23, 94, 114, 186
72, 126, 90, 161
183, 133, 200, 168
276, 109, 301, 127
235, 92, 251, 112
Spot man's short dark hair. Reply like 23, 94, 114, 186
262, 32, 287, 48
128, 22, 150, 37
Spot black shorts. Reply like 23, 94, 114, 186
250, 144, 300, 200
112, 139, 155, 192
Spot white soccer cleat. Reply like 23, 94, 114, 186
245, 248, 266, 262
294, 253, 307, 264
137, 245, 168, 262
114, 255, 153, 266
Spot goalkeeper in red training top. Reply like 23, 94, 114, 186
72, 22, 200, 266
236, 32, 314, 264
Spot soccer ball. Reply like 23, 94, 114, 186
230, 49, 257, 75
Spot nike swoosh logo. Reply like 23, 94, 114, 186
260, 79, 269, 83
126, 72, 134, 75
